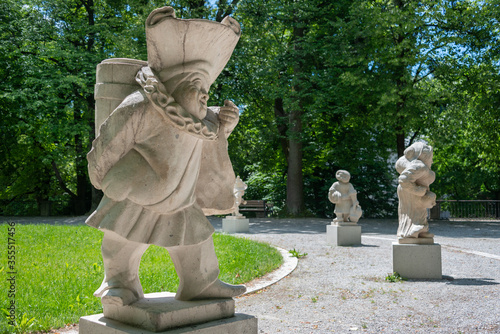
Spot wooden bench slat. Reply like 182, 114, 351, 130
238, 200, 269, 217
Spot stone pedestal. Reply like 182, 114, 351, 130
326, 223, 362, 246
222, 217, 249, 233
80, 313, 258, 334
80, 292, 258, 333
392, 243, 442, 279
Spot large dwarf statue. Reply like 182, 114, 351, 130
86, 6, 245, 306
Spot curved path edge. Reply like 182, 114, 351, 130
243, 246, 299, 295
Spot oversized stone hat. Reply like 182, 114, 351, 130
145, 6, 241, 86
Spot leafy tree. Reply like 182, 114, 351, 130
2, 0, 498, 217
429, 63, 500, 200
0, 0, 246, 215
218, 0, 399, 217
422, 0, 500, 200
324, 0, 499, 203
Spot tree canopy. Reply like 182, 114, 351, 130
1, 0, 498, 217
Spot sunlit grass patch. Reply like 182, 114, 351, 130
0, 224, 282, 333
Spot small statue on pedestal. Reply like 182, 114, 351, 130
328, 170, 362, 224
232, 176, 247, 218
395, 142, 436, 242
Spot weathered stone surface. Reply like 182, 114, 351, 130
80, 312, 258, 334
392, 243, 442, 279
328, 170, 362, 224
231, 176, 248, 218
326, 224, 362, 246
395, 142, 436, 240
222, 217, 250, 233
101, 292, 234, 332
85, 5, 245, 315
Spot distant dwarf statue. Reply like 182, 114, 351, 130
232, 176, 247, 217
328, 170, 362, 224
395, 142, 436, 239
85, 6, 245, 307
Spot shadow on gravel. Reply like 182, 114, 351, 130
446, 278, 499, 286
405, 276, 499, 286
358, 219, 500, 240
3, 217, 500, 240
349, 244, 379, 248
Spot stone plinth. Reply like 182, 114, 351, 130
222, 217, 249, 233
392, 243, 442, 279
79, 312, 258, 334
326, 224, 361, 246
89, 292, 237, 332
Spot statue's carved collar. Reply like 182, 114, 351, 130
136, 66, 218, 140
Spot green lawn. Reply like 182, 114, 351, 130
0, 223, 282, 334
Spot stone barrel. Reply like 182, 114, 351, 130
94, 58, 148, 135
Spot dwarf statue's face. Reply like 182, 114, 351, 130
336, 170, 351, 183
170, 74, 210, 119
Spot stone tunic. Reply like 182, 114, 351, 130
329, 182, 357, 214
86, 69, 235, 247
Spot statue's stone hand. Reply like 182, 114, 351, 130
423, 190, 436, 208
218, 100, 239, 130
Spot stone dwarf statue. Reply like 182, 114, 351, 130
85, 6, 245, 306
328, 170, 362, 224
232, 176, 248, 217
395, 142, 436, 240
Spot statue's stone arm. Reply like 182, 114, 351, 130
87, 92, 145, 190
328, 183, 340, 203
398, 162, 428, 196
348, 184, 359, 204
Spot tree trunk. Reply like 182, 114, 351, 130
286, 108, 304, 215
286, 23, 305, 215
274, 98, 289, 162
85, 0, 102, 214
396, 130, 405, 158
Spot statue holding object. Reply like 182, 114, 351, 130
395, 142, 436, 241
328, 170, 362, 224
86, 6, 245, 307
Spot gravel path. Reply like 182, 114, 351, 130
2, 216, 499, 333
211, 218, 500, 334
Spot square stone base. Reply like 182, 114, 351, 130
392, 243, 442, 279
79, 312, 258, 334
326, 224, 362, 246
96, 292, 235, 332
222, 217, 249, 233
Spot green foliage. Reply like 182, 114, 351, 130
428, 61, 500, 200
1, 0, 499, 217
385, 272, 406, 283
2, 312, 36, 334
223, 0, 400, 216
0, 0, 224, 215
224, 0, 500, 215
0, 223, 282, 333
289, 248, 307, 259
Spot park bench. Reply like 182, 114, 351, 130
239, 200, 271, 218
